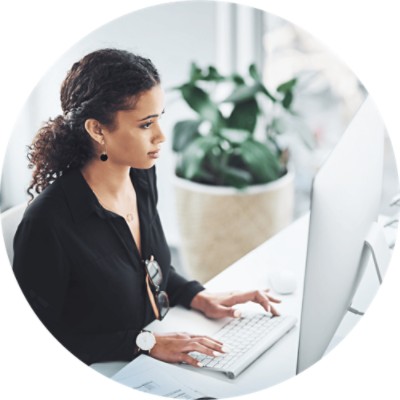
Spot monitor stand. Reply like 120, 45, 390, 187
325, 221, 393, 355
348, 221, 392, 316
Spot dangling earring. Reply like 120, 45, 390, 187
100, 140, 108, 162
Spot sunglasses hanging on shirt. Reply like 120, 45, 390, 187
144, 255, 170, 320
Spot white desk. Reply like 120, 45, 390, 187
91, 213, 393, 398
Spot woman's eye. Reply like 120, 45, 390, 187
141, 121, 153, 129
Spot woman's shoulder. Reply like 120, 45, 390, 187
22, 177, 70, 223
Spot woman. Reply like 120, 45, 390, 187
13, 48, 280, 367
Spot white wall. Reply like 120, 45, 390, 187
0, 1, 218, 244
2, 1, 398, 244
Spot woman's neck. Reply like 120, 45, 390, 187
81, 159, 133, 199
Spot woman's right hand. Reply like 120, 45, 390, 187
150, 332, 226, 367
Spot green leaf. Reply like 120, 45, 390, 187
248, 64, 277, 102
220, 128, 250, 144
268, 117, 286, 135
223, 83, 262, 104
282, 91, 294, 109
180, 136, 220, 181
179, 83, 222, 127
249, 63, 261, 81
276, 77, 297, 109
203, 149, 253, 188
239, 140, 283, 183
277, 78, 297, 93
226, 98, 259, 134
172, 120, 202, 152
231, 74, 245, 85
260, 84, 277, 102
218, 165, 252, 188
204, 66, 225, 81
189, 62, 203, 83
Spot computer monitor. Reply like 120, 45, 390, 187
296, 96, 388, 374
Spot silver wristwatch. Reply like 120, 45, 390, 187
136, 330, 156, 354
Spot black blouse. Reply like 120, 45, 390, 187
13, 167, 204, 365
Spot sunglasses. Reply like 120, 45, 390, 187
144, 255, 170, 321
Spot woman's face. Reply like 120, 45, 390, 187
103, 85, 166, 169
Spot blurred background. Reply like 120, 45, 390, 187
1, 1, 398, 278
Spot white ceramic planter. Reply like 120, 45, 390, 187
173, 170, 295, 283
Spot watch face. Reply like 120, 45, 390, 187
136, 331, 156, 351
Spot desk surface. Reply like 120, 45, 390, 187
92, 213, 388, 397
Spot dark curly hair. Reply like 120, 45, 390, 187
27, 48, 160, 200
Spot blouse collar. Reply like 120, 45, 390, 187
60, 168, 150, 223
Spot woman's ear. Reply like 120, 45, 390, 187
84, 119, 105, 144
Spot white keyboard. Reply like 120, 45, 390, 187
188, 313, 297, 379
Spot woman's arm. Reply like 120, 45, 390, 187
166, 266, 205, 308
13, 216, 70, 332
12, 216, 142, 365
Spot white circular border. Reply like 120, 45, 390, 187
1, 1, 399, 399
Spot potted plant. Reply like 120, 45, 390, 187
171, 62, 309, 282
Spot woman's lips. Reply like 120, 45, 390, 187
148, 150, 160, 159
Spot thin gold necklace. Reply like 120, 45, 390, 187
125, 212, 134, 223
92, 191, 135, 224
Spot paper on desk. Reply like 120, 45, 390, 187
111, 355, 211, 399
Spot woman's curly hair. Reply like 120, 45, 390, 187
27, 48, 160, 200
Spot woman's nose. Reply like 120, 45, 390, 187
153, 123, 166, 144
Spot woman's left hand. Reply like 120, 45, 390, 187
190, 289, 281, 319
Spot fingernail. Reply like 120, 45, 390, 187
213, 351, 223, 357
233, 310, 242, 318
221, 346, 230, 353
197, 362, 204, 368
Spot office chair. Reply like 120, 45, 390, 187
1, 203, 27, 264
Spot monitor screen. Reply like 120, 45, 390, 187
297, 96, 386, 373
